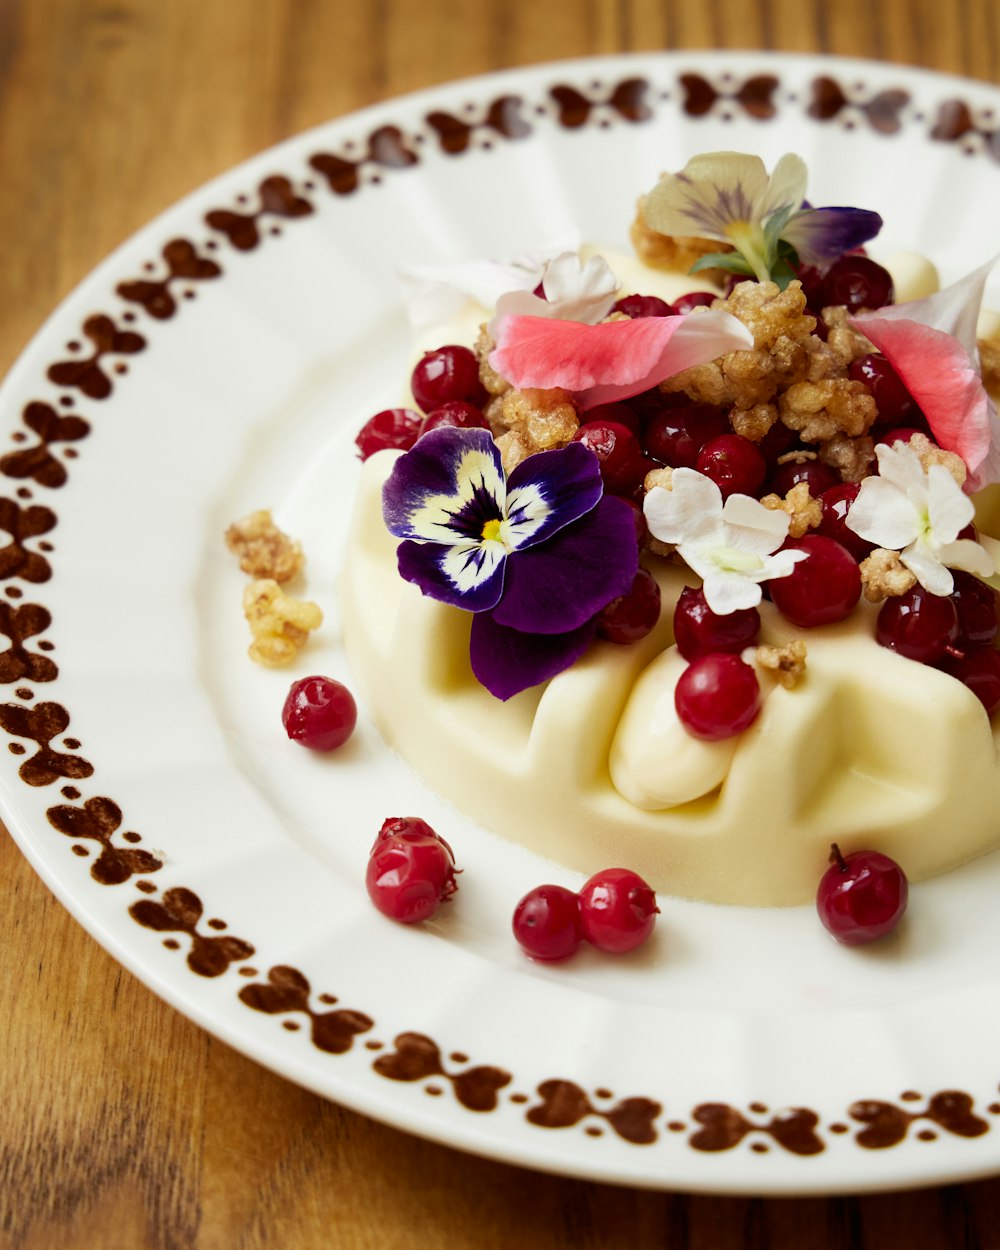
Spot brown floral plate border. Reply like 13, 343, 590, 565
5, 52, 1000, 1194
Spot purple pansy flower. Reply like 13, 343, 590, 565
382, 427, 639, 699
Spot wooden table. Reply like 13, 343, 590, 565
4, 1, 1000, 1245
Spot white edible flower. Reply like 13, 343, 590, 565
487, 251, 619, 336
643, 468, 807, 613
846, 441, 994, 595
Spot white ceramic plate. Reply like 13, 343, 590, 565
5, 51, 1000, 1196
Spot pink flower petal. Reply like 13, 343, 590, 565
488, 311, 753, 411
850, 314, 993, 487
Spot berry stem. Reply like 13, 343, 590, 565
829, 842, 849, 873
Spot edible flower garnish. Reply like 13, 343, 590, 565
489, 307, 753, 411
641, 151, 882, 289
643, 468, 808, 613
851, 260, 1000, 491
487, 251, 620, 335
382, 427, 638, 700
845, 441, 994, 595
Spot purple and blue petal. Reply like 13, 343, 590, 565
504, 440, 606, 550
489, 496, 639, 634
396, 537, 506, 612
470, 612, 597, 701
783, 207, 883, 266
382, 427, 505, 543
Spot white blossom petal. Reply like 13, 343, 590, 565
926, 464, 975, 543
700, 570, 767, 614
845, 475, 921, 548
643, 469, 725, 545
937, 537, 995, 578
719, 493, 791, 554
900, 542, 955, 596
487, 251, 618, 335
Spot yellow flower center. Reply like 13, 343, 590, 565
481, 518, 503, 543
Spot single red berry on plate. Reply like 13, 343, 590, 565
355, 407, 423, 460
768, 535, 861, 627
282, 676, 357, 751
672, 585, 760, 660
816, 843, 908, 945
371, 815, 455, 861
596, 569, 661, 644
674, 652, 761, 740
818, 256, 894, 312
366, 827, 458, 924
578, 867, 659, 953
695, 433, 767, 499
418, 400, 488, 435
876, 586, 959, 663
512, 884, 583, 961
572, 420, 646, 495
411, 345, 484, 412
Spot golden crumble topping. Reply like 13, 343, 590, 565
859, 549, 918, 602
778, 378, 877, 444
754, 640, 808, 689
760, 481, 823, 538
225, 509, 305, 583
242, 579, 323, 668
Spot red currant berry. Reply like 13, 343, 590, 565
585, 402, 641, 437
819, 256, 894, 312
769, 535, 861, 627
366, 832, 458, 924
818, 482, 874, 562
371, 816, 455, 862
695, 434, 766, 499
675, 653, 761, 740
950, 570, 999, 646
876, 586, 959, 663
669, 291, 718, 315
768, 458, 839, 498
816, 843, 908, 946
642, 403, 730, 468
578, 868, 659, 953
672, 585, 760, 660
757, 420, 801, 464
411, 345, 485, 412
572, 420, 646, 495
612, 293, 672, 318
848, 353, 915, 424
512, 884, 583, 961
282, 676, 357, 751
939, 646, 1000, 716
596, 569, 661, 644
355, 408, 423, 460
874, 424, 931, 448
418, 400, 488, 435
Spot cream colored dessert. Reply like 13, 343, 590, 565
340, 246, 1000, 907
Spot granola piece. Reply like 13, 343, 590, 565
754, 640, 807, 689
980, 335, 1000, 402
760, 481, 823, 538
859, 549, 917, 602
821, 305, 875, 369
730, 403, 777, 442
495, 428, 532, 474
817, 434, 876, 482
644, 465, 675, 493
475, 324, 511, 398
779, 378, 877, 444
905, 431, 967, 487
629, 205, 731, 276
720, 280, 816, 352
498, 387, 579, 452
243, 578, 322, 667
225, 509, 304, 583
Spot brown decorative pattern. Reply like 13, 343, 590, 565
7, 61, 1000, 1172
238, 965, 373, 1052
0, 402, 90, 489
46, 314, 146, 400
116, 238, 223, 319
129, 887, 254, 976
205, 175, 313, 251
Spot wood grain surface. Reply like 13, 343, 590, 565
4, 2, 1000, 1247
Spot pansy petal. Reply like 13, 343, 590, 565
469, 612, 596, 702
382, 427, 505, 542
490, 496, 639, 634
396, 538, 506, 612
782, 206, 883, 266
490, 312, 753, 411
851, 316, 991, 479
643, 152, 771, 242
504, 441, 605, 549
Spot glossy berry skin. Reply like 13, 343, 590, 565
371, 815, 455, 862
418, 401, 488, 435
642, 403, 730, 468
695, 434, 767, 499
355, 407, 423, 460
585, 401, 642, 437
768, 535, 861, 628
612, 293, 672, 319
282, 676, 357, 751
411, 345, 484, 413
848, 353, 915, 425
578, 868, 660, 953
669, 291, 718, 315
596, 569, 661, 644
876, 587, 959, 663
675, 653, 761, 740
950, 570, 999, 646
673, 585, 760, 660
366, 822, 458, 924
939, 646, 1000, 716
818, 482, 875, 562
816, 844, 908, 946
572, 420, 646, 495
819, 256, 894, 313
512, 884, 584, 961
768, 458, 839, 499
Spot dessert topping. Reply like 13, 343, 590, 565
225, 508, 304, 583
816, 844, 908, 946
242, 578, 322, 668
